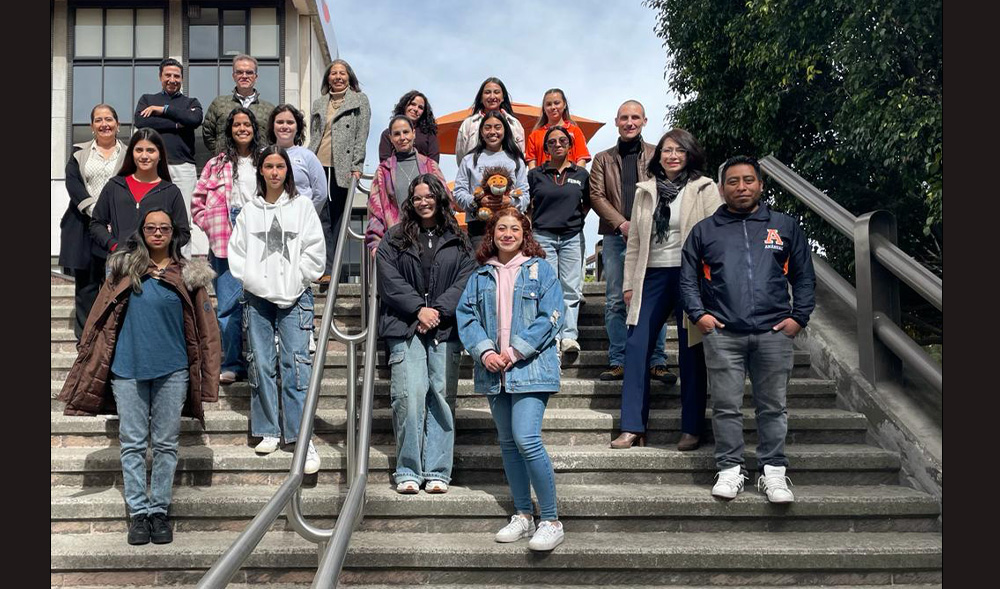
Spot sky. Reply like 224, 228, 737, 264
331, 0, 679, 259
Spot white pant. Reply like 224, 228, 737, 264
168, 163, 209, 257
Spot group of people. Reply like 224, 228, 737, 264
57, 58, 816, 554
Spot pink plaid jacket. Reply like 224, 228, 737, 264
365, 153, 449, 252
191, 154, 235, 258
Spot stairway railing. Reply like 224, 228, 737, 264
760, 156, 942, 394
197, 173, 378, 588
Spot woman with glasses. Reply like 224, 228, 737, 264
90, 128, 191, 260
612, 128, 723, 450
524, 88, 591, 170
366, 115, 449, 255
526, 126, 590, 357
60, 103, 127, 340
191, 107, 262, 385
60, 200, 220, 547
308, 59, 371, 288
378, 90, 440, 163
454, 77, 525, 165
376, 174, 476, 494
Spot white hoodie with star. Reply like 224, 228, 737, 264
229, 191, 326, 308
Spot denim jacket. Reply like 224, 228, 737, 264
456, 257, 564, 394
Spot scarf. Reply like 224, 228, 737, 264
653, 171, 688, 243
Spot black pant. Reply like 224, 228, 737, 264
72, 258, 106, 340
320, 167, 350, 277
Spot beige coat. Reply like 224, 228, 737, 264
622, 176, 723, 345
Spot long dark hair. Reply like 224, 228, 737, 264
647, 128, 706, 181
266, 103, 307, 146
390, 174, 469, 253
470, 77, 513, 114
107, 205, 183, 294
472, 110, 525, 173
387, 115, 415, 153
222, 107, 261, 181
255, 145, 298, 198
531, 88, 574, 132
320, 59, 361, 94
392, 90, 437, 135
476, 207, 546, 265
118, 128, 171, 182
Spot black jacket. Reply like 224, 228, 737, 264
89, 176, 192, 257
60, 141, 126, 268
134, 91, 204, 165
680, 203, 816, 332
376, 224, 476, 342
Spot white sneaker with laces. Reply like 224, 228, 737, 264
304, 441, 321, 475
758, 464, 794, 503
711, 465, 747, 499
494, 514, 535, 543
561, 339, 581, 354
527, 520, 565, 551
254, 436, 280, 454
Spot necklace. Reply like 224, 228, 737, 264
424, 226, 438, 249
395, 153, 418, 193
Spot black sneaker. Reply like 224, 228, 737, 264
599, 365, 625, 381
149, 512, 173, 544
127, 514, 151, 545
650, 365, 679, 386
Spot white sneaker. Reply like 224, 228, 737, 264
711, 465, 747, 500
758, 464, 794, 503
304, 441, 321, 475
561, 338, 581, 354
528, 520, 565, 551
494, 514, 535, 543
254, 436, 280, 454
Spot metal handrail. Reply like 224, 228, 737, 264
198, 173, 376, 588
759, 156, 941, 394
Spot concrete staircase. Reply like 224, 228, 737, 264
50, 277, 942, 587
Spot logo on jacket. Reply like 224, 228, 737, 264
252, 216, 299, 262
764, 229, 784, 251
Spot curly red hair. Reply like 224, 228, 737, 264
475, 207, 546, 265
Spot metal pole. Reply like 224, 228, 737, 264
854, 211, 902, 386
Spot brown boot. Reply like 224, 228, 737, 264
677, 433, 700, 451
610, 432, 646, 449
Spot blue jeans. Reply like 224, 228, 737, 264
487, 392, 558, 520
621, 267, 708, 434
110, 369, 189, 517
209, 254, 245, 376
602, 234, 666, 367
702, 328, 794, 471
535, 229, 584, 341
243, 290, 314, 443
387, 335, 460, 485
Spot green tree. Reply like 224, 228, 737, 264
644, 0, 942, 286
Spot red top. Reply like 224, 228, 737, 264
125, 175, 160, 203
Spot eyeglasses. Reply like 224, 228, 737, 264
546, 138, 570, 147
234, 69, 257, 77
662, 148, 687, 156
143, 225, 173, 235
411, 194, 435, 204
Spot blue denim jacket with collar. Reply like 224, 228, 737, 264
456, 256, 564, 394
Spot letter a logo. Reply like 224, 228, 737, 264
764, 229, 784, 246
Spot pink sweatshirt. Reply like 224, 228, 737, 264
484, 253, 529, 369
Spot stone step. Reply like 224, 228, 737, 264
50, 585, 944, 589
50, 444, 902, 488
51, 483, 940, 534
50, 377, 839, 411
50, 530, 941, 587
50, 407, 868, 448
50, 351, 816, 380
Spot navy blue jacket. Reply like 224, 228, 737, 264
680, 203, 815, 332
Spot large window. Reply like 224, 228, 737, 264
71, 6, 166, 145
187, 4, 281, 168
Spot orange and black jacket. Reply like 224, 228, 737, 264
680, 203, 815, 332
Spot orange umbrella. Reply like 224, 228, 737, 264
436, 102, 605, 155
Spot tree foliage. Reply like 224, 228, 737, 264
643, 0, 942, 282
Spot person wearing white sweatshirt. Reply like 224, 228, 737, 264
228, 145, 326, 474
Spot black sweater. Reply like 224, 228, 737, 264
89, 176, 192, 257
134, 91, 204, 165
527, 163, 590, 234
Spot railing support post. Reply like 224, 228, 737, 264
854, 210, 902, 386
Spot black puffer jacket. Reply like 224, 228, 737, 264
89, 175, 191, 256
376, 224, 476, 342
